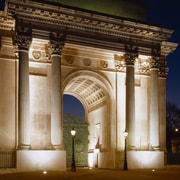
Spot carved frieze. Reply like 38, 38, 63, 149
0, 15, 15, 31
8, 0, 174, 46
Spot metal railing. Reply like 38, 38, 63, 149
0, 151, 16, 168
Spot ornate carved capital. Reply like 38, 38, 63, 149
0, 36, 1, 50
159, 55, 168, 77
14, 27, 32, 50
114, 54, 125, 71
150, 47, 161, 69
49, 32, 66, 55
124, 44, 138, 66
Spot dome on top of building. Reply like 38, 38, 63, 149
43, 0, 147, 22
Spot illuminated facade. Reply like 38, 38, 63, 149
0, 0, 178, 172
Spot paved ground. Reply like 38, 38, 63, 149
0, 167, 180, 180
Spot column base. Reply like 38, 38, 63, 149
129, 146, 136, 151
52, 144, 64, 150
18, 145, 31, 150
152, 146, 160, 151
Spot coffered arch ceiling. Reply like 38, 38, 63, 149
63, 72, 111, 112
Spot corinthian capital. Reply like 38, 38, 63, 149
150, 47, 161, 69
14, 27, 32, 50
49, 32, 66, 55
124, 44, 138, 66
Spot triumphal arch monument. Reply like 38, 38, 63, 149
0, 0, 178, 172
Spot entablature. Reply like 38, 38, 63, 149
7, 0, 177, 58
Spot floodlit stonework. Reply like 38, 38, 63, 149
0, 0, 178, 171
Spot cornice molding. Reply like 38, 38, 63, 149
7, 0, 177, 54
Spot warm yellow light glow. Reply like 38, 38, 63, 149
17, 150, 67, 171
128, 151, 164, 168
175, 128, 179, 132
43, 170, 47, 174
71, 128, 76, 136
88, 153, 94, 168
123, 131, 128, 138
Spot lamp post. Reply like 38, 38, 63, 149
71, 127, 76, 172
123, 130, 128, 171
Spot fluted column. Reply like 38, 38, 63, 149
15, 27, 32, 149
124, 45, 138, 150
149, 48, 160, 150
49, 33, 66, 150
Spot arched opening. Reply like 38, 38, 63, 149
63, 94, 88, 167
63, 94, 85, 120
62, 70, 112, 168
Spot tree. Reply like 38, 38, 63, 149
166, 102, 180, 152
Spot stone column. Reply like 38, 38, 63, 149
49, 33, 66, 150
15, 27, 32, 149
149, 48, 160, 150
124, 45, 138, 150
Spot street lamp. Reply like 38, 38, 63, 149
123, 130, 128, 171
71, 127, 76, 172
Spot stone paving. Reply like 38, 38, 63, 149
0, 167, 180, 180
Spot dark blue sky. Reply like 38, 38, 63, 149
63, 95, 85, 120
63, 1, 180, 119
146, 0, 180, 107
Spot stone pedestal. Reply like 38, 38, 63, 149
127, 151, 164, 169
16, 150, 66, 172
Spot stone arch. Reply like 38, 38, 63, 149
63, 69, 113, 115
63, 69, 114, 167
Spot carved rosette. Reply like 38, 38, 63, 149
49, 32, 66, 55
100, 60, 108, 68
64, 55, 74, 64
14, 27, 32, 50
83, 58, 91, 66
32, 50, 41, 60
124, 45, 138, 66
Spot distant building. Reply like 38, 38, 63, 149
0, 0, 178, 172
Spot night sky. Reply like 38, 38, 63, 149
63, 1, 180, 119
146, 0, 180, 107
